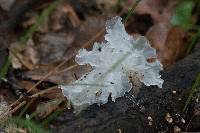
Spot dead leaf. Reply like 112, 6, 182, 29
50, 3, 81, 31
162, 26, 189, 68
0, 0, 15, 11
9, 40, 39, 70
39, 87, 64, 100
146, 23, 190, 68
146, 23, 170, 60
23, 64, 92, 84
22, 12, 38, 28
35, 99, 63, 119
62, 16, 106, 62
75, 16, 105, 47
34, 32, 74, 64
96, 0, 117, 13
19, 80, 39, 94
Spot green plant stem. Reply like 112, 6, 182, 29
115, 0, 123, 12
99, 53, 130, 80
123, 0, 141, 25
183, 72, 200, 111
42, 108, 65, 126
0, 57, 11, 80
186, 28, 200, 55
20, 0, 63, 44
6, 117, 49, 133
0, 0, 63, 81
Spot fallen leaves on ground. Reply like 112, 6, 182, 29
23, 64, 92, 84
146, 23, 190, 68
50, 3, 81, 31
9, 40, 39, 70
34, 32, 74, 64
35, 99, 64, 119
0, 0, 15, 11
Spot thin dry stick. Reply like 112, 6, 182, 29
26, 30, 104, 93
9, 49, 33, 70
9, 101, 27, 114
50, 64, 79, 75
123, 0, 141, 24
83, 29, 104, 48
28, 61, 67, 93
185, 114, 196, 131
8, 60, 68, 108
30, 86, 58, 98
9, 29, 104, 108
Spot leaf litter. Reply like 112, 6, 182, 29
0, 0, 199, 132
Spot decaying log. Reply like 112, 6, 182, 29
50, 43, 200, 133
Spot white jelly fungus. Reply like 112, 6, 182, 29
61, 16, 164, 113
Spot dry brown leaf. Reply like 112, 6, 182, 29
22, 12, 38, 28
50, 3, 81, 31
73, 16, 106, 48
23, 64, 92, 84
146, 23, 190, 68
40, 88, 64, 100
96, 0, 117, 13
34, 32, 74, 64
9, 40, 39, 70
35, 99, 63, 119
0, 0, 15, 11
19, 80, 39, 94
146, 23, 170, 60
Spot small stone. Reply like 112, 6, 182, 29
148, 116, 153, 126
181, 118, 185, 123
172, 90, 176, 94
195, 98, 199, 103
117, 129, 122, 133
165, 113, 173, 123
148, 116, 152, 120
173, 126, 181, 133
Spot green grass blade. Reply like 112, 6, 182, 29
186, 28, 200, 55
20, 0, 64, 44
123, 0, 141, 25
5, 117, 49, 133
183, 72, 200, 111
0, 57, 11, 80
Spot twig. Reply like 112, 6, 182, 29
30, 86, 58, 98
183, 72, 200, 111
9, 101, 27, 114
18, 99, 35, 117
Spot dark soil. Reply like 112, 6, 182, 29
50, 44, 200, 133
